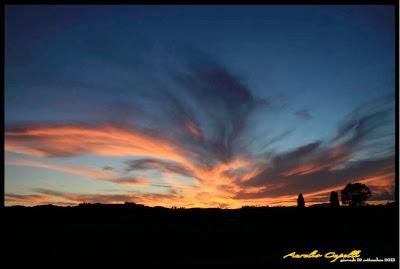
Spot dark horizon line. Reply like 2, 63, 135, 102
4, 200, 396, 209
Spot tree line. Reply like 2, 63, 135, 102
297, 182, 372, 208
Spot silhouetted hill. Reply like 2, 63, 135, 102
4, 203, 399, 266
309, 203, 330, 208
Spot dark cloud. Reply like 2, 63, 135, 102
29, 188, 183, 204
102, 166, 114, 171
170, 53, 268, 164
125, 158, 196, 179
110, 177, 149, 186
32, 188, 66, 197
334, 94, 394, 144
294, 109, 312, 120
244, 129, 295, 157
273, 141, 321, 166
5, 193, 46, 201
245, 141, 323, 187
235, 94, 395, 200
236, 155, 394, 199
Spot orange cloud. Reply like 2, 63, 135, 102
5, 193, 51, 206
184, 121, 202, 138
5, 124, 188, 163
281, 163, 322, 177
4, 123, 395, 208
6, 158, 111, 180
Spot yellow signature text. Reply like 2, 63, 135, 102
283, 250, 361, 263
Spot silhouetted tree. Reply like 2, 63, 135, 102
297, 193, 305, 208
341, 183, 372, 207
329, 191, 340, 208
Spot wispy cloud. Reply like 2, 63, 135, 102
4, 53, 395, 207
294, 109, 312, 120
5, 124, 186, 161
5, 158, 151, 187
6, 158, 111, 179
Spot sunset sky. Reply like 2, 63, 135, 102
5, 5, 395, 208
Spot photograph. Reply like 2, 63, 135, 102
4, 3, 399, 266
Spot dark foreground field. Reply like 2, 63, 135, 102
4, 203, 399, 266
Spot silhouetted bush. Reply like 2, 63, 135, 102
297, 193, 305, 208
330, 191, 340, 208
341, 183, 372, 207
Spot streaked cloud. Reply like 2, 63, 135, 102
294, 109, 312, 120
4, 46, 395, 208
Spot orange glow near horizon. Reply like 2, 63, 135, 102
5, 124, 396, 208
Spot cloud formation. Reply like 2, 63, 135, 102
4, 54, 395, 208
294, 109, 312, 120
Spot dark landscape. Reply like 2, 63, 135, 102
4, 203, 398, 266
